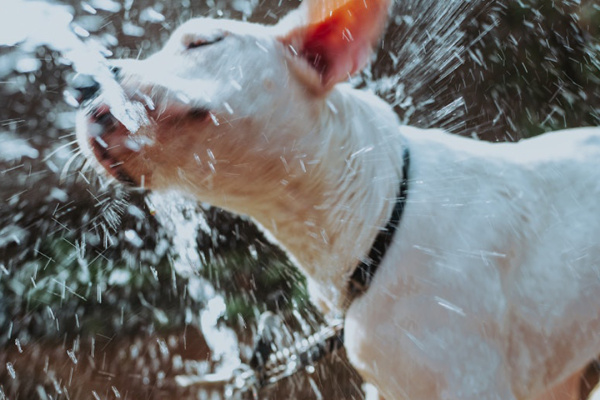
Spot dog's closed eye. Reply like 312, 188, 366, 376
185, 35, 225, 50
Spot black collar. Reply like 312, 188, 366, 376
348, 148, 410, 297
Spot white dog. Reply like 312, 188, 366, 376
76, 0, 600, 398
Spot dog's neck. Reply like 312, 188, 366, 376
241, 85, 406, 310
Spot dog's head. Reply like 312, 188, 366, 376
76, 0, 390, 211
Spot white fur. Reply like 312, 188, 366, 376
77, 12, 600, 400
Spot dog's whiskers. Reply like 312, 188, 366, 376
58, 132, 77, 139
60, 149, 85, 182
42, 139, 79, 162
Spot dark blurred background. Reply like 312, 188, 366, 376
0, 0, 599, 399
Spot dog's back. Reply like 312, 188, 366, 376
346, 126, 600, 399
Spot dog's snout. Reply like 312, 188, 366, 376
71, 66, 121, 104
72, 74, 101, 103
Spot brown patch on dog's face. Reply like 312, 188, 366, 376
86, 107, 138, 186
79, 103, 221, 190
78, 104, 151, 187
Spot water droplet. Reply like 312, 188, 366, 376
6, 362, 16, 379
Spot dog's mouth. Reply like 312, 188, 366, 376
89, 136, 137, 186
85, 105, 141, 187
82, 101, 211, 187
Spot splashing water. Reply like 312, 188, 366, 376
375, 0, 600, 139
147, 192, 242, 381
369, 0, 493, 132
0, 0, 150, 133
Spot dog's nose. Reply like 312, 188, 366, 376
110, 66, 122, 80
72, 74, 101, 103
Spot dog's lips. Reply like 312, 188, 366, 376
188, 108, 210, 119
89, 135, 138, 186
86, 106, 139, 186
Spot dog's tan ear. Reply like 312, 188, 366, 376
278, 0, 390, 93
